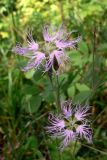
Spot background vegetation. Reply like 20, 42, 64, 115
0, 0, 107, 159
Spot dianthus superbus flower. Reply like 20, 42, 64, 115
12, 25, 81, 73
46, 101, 92, 151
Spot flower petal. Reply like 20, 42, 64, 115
22, 52, 45, 71
43, 25, 63, 42
45, 113, 65, 137
26, 31, 39, 51
12, 43, 29, 55
61, 100, 73, 118
76, 124, 92, 143
59, 130, 76, 151
75, 104, 91, 121
55, 36, 81, 49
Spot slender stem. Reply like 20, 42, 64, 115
59, 151, 63, 160
49, 74, 62, 160
48, 73, 61, 113
56, 74, 60, 110
49, 76, 58, 112
55, 74, 62, 160
58, 0, 65, 23
72, 140, 77, 159
55, 140, 63, 160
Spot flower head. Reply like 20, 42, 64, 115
12, 25, 81, 73
46, 100, 92, 151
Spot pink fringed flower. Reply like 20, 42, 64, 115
12, 25, 81, 72
46, 100, 92, 151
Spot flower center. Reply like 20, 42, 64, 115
64, 116, 82, 131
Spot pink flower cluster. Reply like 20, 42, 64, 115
12, 25, 81, 73
46, 101, 92, 151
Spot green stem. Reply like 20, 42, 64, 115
49, 77, 58, 111
59, 151, 63, 160
49, 74, 61, 113
55, 140, 63, 160
72, 140, 77, 160
49, 74, 62, 160
56, 74, 60, 110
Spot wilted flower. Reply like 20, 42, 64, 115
46, 100, 92, 151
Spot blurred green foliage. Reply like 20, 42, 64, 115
0, 0, 107, 159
